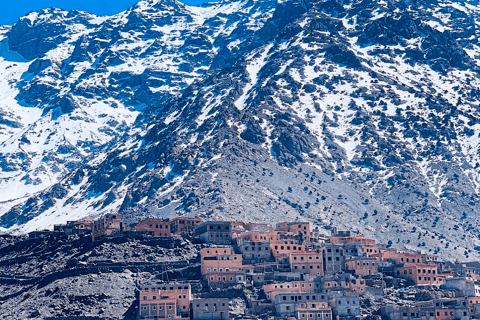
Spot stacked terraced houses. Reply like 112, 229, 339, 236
38, 215, 480, 320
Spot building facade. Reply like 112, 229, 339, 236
195, 221, 232, 245
193, 298, 229, 320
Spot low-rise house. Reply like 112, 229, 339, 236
135, 218, 171, 237
139, 283, 192, 320
274, 293, 329, 318
329, 233, 376, 246
200, 247, 243, 276
381, 304, 436, 320
170, 217, 201, 235
328, 293, 360, 317
195, 221, 232, 245
289, 251, 324, 277
206, 270, 246, 289
395, 263, 443, 286
263, 281, 315, 301
381, 249, 422, 265
193, 298, 229, 320
276, 222, 311, 242
271, 239, 306, 260
295, 301, 332, 320
345, 257, 378, 276
91, 214, 124, 240
360, 244, 381, 257
236, 232, 273, 262
315, 275, 366, 295
54, 219, 94, 235
433, 299, 469, 320
466, 297, 480, 317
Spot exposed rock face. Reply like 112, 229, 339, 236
0, 0, 480, 261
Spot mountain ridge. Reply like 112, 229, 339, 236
0, 0, 480, 261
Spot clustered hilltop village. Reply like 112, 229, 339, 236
13, 214, 480, 320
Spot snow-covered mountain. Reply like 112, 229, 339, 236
1, 0, 480, 261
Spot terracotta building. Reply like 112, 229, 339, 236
289, 251, 324, 277
395, 263, 443, 285
466, 297, 480, 316
263, 281, 315, 301
206, 270, 246, 289
381, 249, 423, 265
236, 232, 273, 262
433, 299, 469, 320
195, 221, 232, 245
91, 214, 124, 240
276, 222, 311, 242
200, 247, 243, 275
269, 232, 307, 259
315, 275, 366, 295
170, 217, 201, 235
345, 257, 378, 276
135, 218, 172, 237
139, 283, 192, 320
329, 234, 375, 246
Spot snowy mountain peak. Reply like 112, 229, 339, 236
1, 0, 480, 261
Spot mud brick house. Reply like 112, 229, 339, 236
345, 257, 378, 276
138, 283, 192, 320
315, 275, 366, 295
432, 299, 469, 320
467, 297, 480, 318
236, 232, 273, 262
274, 292, 328, 318
263, 281, 315, 301
276, 222, 311, 242
91, 214, 124, 240
295, 301, 332, 320
200, 247, 243, 275
193, 298, 229, 320
381, 249, 423, 265
329, 233, 376, 246
328, 293, 360, 317
170, 217, 201, 235
206, 269, 246, 289
135, 218, 172, 237
289, 251, 324, 278
54, 219, 94, 235
394, 263, 443, 286
195, 221, 232, 245
343, 242, 380, 258
270, 232, 307, 260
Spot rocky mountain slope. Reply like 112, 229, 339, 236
1, 0, 480, 261
0, 233, 201, 319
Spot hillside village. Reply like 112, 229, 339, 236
23, 215, 480, 320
